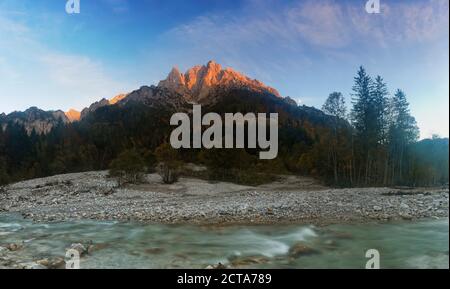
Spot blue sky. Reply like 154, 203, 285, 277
0, 0, 448, 138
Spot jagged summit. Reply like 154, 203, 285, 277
65, 109, 81, 122
158, 60, 281, 103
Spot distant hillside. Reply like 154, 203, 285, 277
410, 138, 449, 186
0, 107, 68, 135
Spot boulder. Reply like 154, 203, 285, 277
6, 243, 23, 252
288, 242, 319, 258
229, 255, 270, 267
205, 262, 228, 269
20, 262, 47, 269
322, 239, 339, 250
87, 243, 109, 255
48, 257, 66, 269
36, 258, 50, 267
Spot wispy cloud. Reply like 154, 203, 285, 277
166, 0, 448, 52
39, 52, 124, 100
286, 1, 350, 48
349, 0, 449, 46
0, 15, 29, 34
0, 13, 128, 113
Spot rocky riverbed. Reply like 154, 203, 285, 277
0, 171, 448, 224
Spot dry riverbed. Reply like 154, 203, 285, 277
0, 171, 448, 225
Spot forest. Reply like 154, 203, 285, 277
0, 67, 448, 188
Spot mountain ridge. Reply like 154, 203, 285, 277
0, 107, 69, 135
1, 61, 294, 134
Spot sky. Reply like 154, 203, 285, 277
0, 0, 448, 139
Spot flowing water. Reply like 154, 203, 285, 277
0, 213, 448, 269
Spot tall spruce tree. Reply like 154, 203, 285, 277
351, 66, 375, 184
387, 89, 419, 184
372, 76, 389, 144
372, 76, 390, 184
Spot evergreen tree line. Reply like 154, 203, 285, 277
0, 67, 448, 187
311, 66, 448, 187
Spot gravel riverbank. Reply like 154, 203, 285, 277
0, 171, 448, 225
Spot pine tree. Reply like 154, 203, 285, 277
351, 66, 374, 185
372, 76, 389, 144
387, 89, 419, 184
372, 76, 390, 184
351, 67, 373, 136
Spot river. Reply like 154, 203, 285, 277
0, 214, 448, 269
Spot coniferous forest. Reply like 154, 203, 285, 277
0, 67, 448, 188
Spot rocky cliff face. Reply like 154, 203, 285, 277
79, 94, 128, 119
0, 107, 69, 135
65, 109, 81, 122
80, 98, 111, 119
109, 94, 127, 105
158, 60, 281, 104
118, 85, 189, 110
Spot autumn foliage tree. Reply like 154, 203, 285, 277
322, 92, 347, 184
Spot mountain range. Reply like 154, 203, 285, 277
0, 61, 299, 135
0, 60, 336, 180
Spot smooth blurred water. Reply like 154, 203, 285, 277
0, 213, 448, 269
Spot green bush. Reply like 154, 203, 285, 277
155, 143, 181, 184
109, 149, 146, 186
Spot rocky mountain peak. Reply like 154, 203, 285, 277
109, 93, 128, 105
158, 67, 186, 92
158, 60, 281, 103
65, 109, 81, 122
